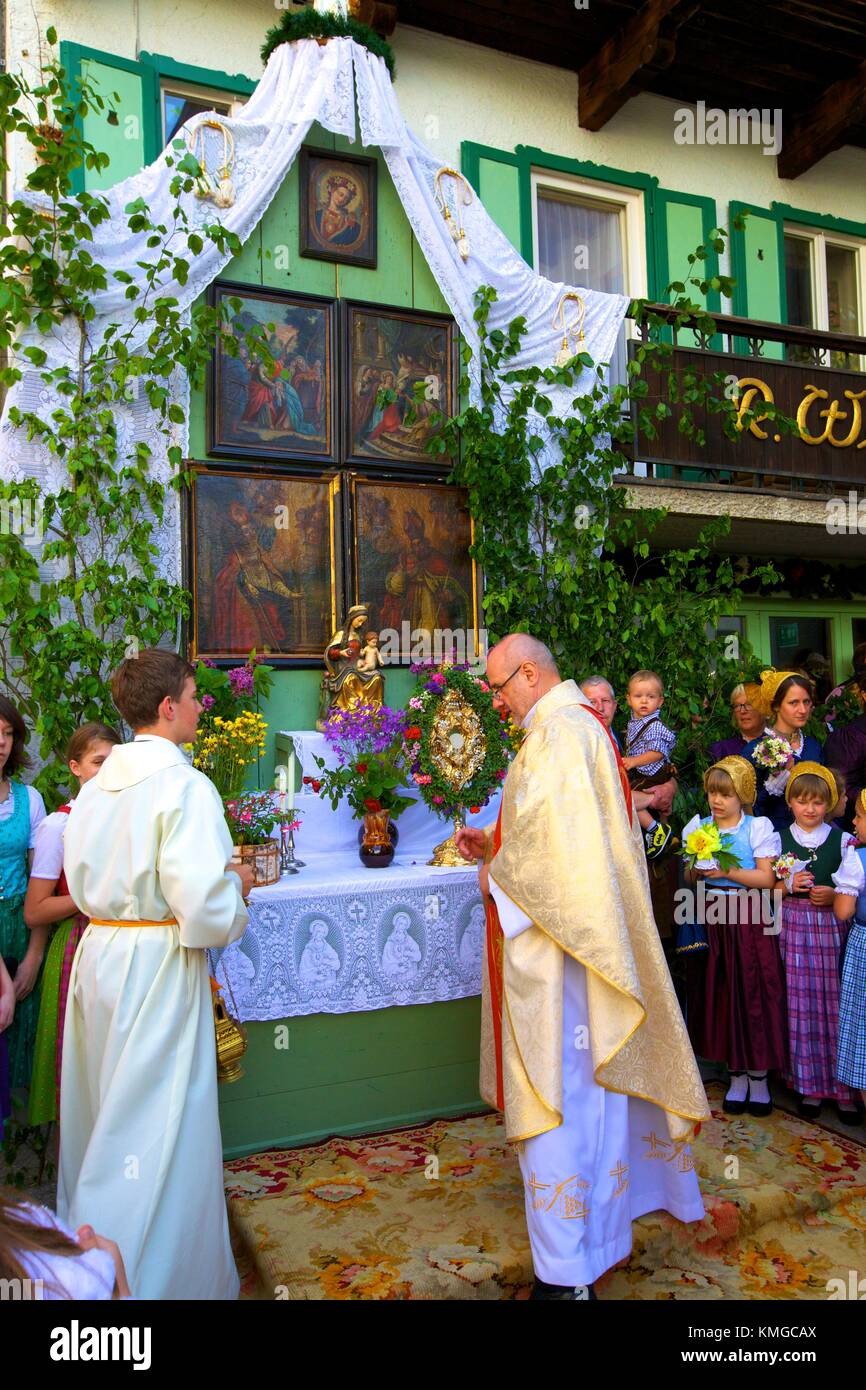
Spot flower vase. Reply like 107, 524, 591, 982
232, 840, 279, 887
359, 809, 395, 868
357, 819, 399, 848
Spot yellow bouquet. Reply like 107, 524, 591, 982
681, 821, 741, 872
193, 710, 268, 800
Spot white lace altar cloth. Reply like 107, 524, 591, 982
0, 39, 629, 585
210, 852, 486, 1021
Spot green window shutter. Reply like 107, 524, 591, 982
461, 141, 528, 261
651, 190, 723, 480
653, 189, 721, 315
61, 43, 159, 193
652, 189, 722, 356
728, 201, 786, 360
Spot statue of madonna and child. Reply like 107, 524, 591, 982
316, 603, 386, 731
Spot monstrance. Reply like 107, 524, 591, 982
427, 687, 487, 866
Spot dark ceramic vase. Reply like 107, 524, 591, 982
358, 810, 397, 868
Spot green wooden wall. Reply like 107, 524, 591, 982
219, 997, 485, 1158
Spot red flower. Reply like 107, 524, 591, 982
405, 726, 421, 740
311, 779, 321, 793
357, 761, 368, 774
364, 797, 382, 812
302, 775, 311, 784
469, 805, 480, 814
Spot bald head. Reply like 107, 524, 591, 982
486, 633, 561, 723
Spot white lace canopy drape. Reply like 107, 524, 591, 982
0, 38, 629, 582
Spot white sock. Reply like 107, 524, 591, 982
748, 1072, 770, 1105
726, 1072, 748, 1102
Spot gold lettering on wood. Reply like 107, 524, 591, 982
730, 378, 866, 449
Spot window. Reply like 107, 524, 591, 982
784, 227, 865, 368
769, 615, 833, 702
532, 172, 646, 386
161, 80, 246, 146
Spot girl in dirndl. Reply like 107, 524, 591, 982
25, 723, 121, 1126
0, 955, 14, 1140
0, 696, 47, 1091
683, 756, 784, 1117
775, 764, 859, 1123
833, 789, 866, 1109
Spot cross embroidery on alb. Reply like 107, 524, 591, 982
526, 1171, 550, 1210
641, 1131, 694, 1172
609, 1160, 629, 1197
527, 1172, 591, 1220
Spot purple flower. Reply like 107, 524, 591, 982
201, 694, 215, 710
229, 665, 255, 697
322, 703, 408, 765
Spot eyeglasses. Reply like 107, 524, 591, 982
488, 664, 523, 695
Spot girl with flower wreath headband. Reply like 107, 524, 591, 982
743, 669, 824, 833
832, 787, 866, 1112
681, 755, 785, 1117
774, 764, 860, 1122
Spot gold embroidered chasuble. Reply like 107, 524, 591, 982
482, 680, 709, 1144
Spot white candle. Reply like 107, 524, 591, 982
276, 765, 287, 795
279, 789, 287, 815
287, 749, 296, 813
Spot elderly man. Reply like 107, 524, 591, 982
457, 634, 708, 1300
580, 673, 677, 860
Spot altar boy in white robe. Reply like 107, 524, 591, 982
58, 649, 252, 1300
457, 635, 709, 1300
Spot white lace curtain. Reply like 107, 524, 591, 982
0, 38, 629, 581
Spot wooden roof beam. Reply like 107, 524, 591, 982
578, 0, 703, 132
777, 59, 866, 180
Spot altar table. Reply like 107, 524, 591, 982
210, 787, 498, 1023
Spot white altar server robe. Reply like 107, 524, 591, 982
58, 735, 248, 1300
489, 881, 705, 1288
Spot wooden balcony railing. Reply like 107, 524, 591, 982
621, 304, 866, 494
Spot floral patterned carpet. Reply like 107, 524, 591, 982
226, 1082, 866, 1300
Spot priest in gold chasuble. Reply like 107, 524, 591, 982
457, 635, 709, 1300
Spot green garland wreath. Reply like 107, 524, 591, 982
404, 664, 513, 820
261, 10, 396, 79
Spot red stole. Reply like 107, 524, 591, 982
580, 703, 634, 822
484, 803, 506, 1112
483, 700, 632, 1114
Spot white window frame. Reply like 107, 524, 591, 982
530, 169, 648, 299
160, 78, 246, 145
784, 224, 866, 348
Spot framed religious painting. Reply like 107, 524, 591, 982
188, 467, 341, 662
348, 476, 481, 664
299, 146, 377, 269
342, 300, 458, 470
207, 282, 338, 463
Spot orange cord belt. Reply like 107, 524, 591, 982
88, 918, 178, 928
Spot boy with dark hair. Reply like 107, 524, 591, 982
58, 649, 252, 1299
